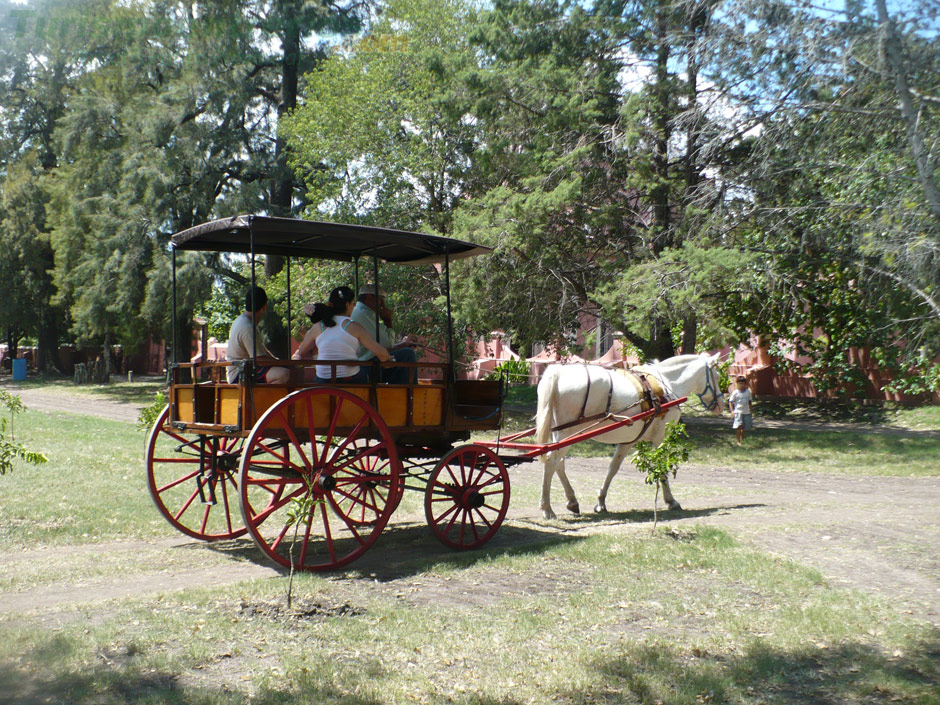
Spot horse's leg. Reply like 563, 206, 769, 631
540, 451, 579, 518
539, 453, 560, 520
660, 474, 682, 511
595, 444, 629, 513
553, 458, 580, 515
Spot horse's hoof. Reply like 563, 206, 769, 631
594, 504, 607, 514
566, 501, 580, 515
541, 508, 557, 520
667, 500, 683, 511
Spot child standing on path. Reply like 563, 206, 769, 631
728, 375, 753, 445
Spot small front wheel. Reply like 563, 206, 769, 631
425, 445, 510, 550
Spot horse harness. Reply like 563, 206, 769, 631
552, 365, 672, 442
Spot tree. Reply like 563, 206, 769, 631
284, 0, 478, 234
450, 0, 765, 360
731, 0, 940, 389
33, 0, 365, 364
0, 0, 89, 371
0, 153, 58, 369
282, 0, 481, 353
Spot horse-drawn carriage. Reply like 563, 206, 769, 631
146, 216, 710, 572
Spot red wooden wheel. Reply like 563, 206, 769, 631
146, 406, 247, 540
238, 388, 401, 572
425, 444, 510, 550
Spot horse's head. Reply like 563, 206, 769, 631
695, 352, 725, 415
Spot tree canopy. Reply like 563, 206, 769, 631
1, 0, 938, 393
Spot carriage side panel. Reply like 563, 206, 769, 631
411, 386, 443, 426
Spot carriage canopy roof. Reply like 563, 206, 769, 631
170, 215, 492, 265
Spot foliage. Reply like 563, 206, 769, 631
0, 390, 47, 475
136, 391, 167, 433
283, 0, 478, 234
716, 355, 733, 396
630, 420, 690, 529
1, 0, 364, 364
485, 359, 531, 387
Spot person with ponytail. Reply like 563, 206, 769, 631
292, 286, 389, 383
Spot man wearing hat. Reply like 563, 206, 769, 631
351, 284, 417, 384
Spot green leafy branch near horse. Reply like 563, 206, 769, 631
631, 421, 692, 531
0, 389, 47, 475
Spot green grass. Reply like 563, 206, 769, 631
1, 394, 938, 703
1, 528, 937, 704
688, 426, 940, 476
0, 409, 176, 549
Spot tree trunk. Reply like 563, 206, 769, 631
875, 0, 940, 225
6, 327, 22, 366
680, 314, 697, 355
265, 0, 303, 280
650, 9, 672, 251
35, 298, 63, 374
173, 310, 194, 367
101, 330, 113, 384
647, 316, 677, 361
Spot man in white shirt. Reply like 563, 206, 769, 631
225, 286, 290, 385
350, 284, 417, 384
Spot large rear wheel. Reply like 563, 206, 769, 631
238, 388, 401, 571
425, 444, 510, 550
146, 406, 247, 540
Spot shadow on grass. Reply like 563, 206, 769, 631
197, 521, 585, 582
4, 626, 937, 705
0, 646, 382, 705
575, 630, 940, 705
557, 503, 767, 527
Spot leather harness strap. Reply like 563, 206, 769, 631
553, 365, 668, 434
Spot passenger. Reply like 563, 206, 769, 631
225, 286, 290, 385
292, 285, 389, 384
350, 284, 417, 384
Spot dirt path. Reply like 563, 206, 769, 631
3, 387, 939, 630
1, 382, 143, 424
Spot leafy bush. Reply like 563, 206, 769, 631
137, 391, 167, 432
0, 390, 47, 475
486, 359, 531, 386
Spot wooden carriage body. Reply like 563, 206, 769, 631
168, 360, 503, 450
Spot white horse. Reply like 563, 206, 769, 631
534, 353, 724, 519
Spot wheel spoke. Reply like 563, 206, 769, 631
320, 501, 338, 563
156, 468, 202, 493
249, 484, 307, 524
278, 407, 312, 472
172, 484, 203, 522
318, 396, 345, 463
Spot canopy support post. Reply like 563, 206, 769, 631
250, 229, 257, 372
445, 253, 455, 382
171, 247, 178, 365
286, 256, 291, 357
372, 249, 380, 344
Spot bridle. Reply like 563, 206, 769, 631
696, 361, 723, 411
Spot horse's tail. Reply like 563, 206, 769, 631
534, 365, 560, 445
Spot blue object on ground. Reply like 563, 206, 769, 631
11, 358, 26, 381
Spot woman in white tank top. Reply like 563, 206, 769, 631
292, 286, 389, 383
